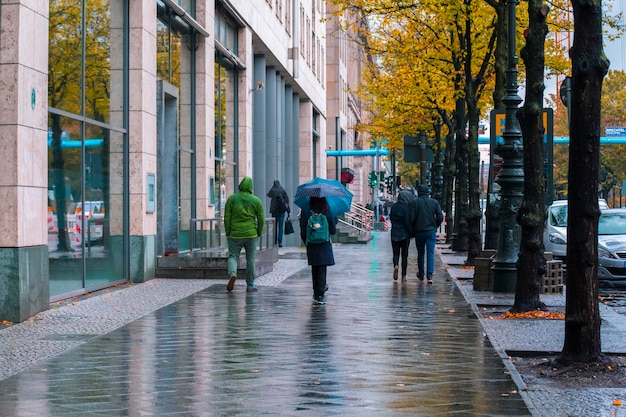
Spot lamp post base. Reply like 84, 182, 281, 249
492, 262, 517, 292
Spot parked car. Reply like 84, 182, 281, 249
72, 201, 105, 243
598, 208, 626, 283
75, 201, 105, 219
543, 199, 609, 261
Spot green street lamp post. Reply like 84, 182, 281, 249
492, 0, 524, 292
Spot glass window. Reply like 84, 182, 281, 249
214, 57, 237, 216
215, 8, 238, 54
48, 0, 83, 115
157, 4, 185, 87
158, 1, 195, 252
48, 0, 127, 299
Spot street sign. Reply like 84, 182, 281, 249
492, 110, 551, 141
403, 135, 420, 162
606, 127, 626, 136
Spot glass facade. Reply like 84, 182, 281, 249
48, 0, 127, 299
214, 58, 237, 216
157, 0, 195, 252
214, 8, 240, 216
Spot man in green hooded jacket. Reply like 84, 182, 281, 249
224, 177, 265, 292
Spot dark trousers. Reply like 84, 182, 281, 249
273, 212, 286, 246
415, 230, 437, 278
392, 238, 410, 276
312, 265, 327, 298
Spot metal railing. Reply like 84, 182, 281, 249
189, 218, 276, 253
338, 203, 374, 235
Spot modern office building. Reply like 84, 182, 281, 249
0, 0, 373, 322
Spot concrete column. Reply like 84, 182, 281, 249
298, 101, 313, 182
0, 0, 50, 322
284, 86, 294, 198
291, 93, 300, 187
127, 0, 157, 281
192, 0, 215, 220
237, 27, 254, 190
252, 55, 267, 193
276, 76, 285, 181
264, 68, 277, 197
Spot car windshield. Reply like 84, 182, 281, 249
598, 212, 626, 235
76, 201, 103, 214
550, 206, 568, 227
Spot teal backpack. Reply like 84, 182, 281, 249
306, 212, 330, 244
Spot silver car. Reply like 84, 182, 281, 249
543, 199, 609, 261
598, 208, 626, 283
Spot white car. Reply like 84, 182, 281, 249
598, 208, 626, 283
73, 201, 105, 242
543, 199, 609, 260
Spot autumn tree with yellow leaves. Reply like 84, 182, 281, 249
329, 0, 500, 261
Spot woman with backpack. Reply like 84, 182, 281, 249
299, 196, 337, 305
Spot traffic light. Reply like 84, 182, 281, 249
368, 171, 378, 187
385, 176, 393, 194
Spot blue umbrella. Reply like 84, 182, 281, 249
294, 177, 353, 215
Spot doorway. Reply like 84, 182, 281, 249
157, 80, 179, 256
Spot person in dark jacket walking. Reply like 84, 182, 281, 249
410, 184, 443, 284
224, 177, 265, 292
299, 197, 337, 305
267, 180, 290, 247
390, 190, 414, 282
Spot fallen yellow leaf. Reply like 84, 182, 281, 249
485, 310, 565, 320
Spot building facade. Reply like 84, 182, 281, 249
0, 0, 370, 322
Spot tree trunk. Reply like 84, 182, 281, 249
512, 0, 548, 313
50, 113, 72, 252
466, 97, 482, 265
442, 122, 456, 243
443, 120, 456, 243
559, 0, 609, 364
451, 97, 469, 252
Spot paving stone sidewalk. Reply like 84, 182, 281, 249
442, 248, 626, 417
0, 232, 531, 416
2, 231, 625, 416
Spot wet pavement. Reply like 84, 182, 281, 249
0, 232, 531, 416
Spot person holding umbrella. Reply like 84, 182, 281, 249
295, 178, 352, 304
299, 196, 337, 305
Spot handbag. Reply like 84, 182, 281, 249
284, 216, 295, 235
